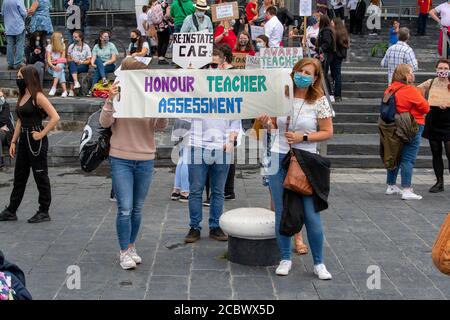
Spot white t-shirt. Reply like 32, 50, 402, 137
271, 96, 334, 155
137, 12, 148, 35
128, 41, 149, 54
436, 2, 450, 27
264, 16, 284, 48
306, 26, 319, 50
46, 44, 63, 61
68, 43, 92, 62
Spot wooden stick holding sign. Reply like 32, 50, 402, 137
211, 2, 239, 22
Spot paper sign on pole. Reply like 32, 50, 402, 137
259, 47, 303, 69
113, 68, 293, 119
231, 53, 248, 69
211, 2, 239, 22
250, 26, 265, 40
299, 0, 312, 17
172, 31, 214, 69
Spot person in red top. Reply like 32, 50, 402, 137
246, 0, 258, 25
233, 31, 256, 56
214, 20, 237, 49
417, 0, 432, 36
385, 64, 430, 200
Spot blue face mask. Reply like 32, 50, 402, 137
196, 11, 205, 18
293, 73, 313, 88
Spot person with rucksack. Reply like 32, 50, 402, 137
417, 59, 450, 193
0, 250, 32, 300
150, 0, 173, 65
384, 64, 429, 200
170, 0, 195, 33
0, 91, 14, 169
180, 0, 213, 33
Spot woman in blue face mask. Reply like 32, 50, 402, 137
256, 58, 334, 279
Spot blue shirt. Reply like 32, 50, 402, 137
389, 27, 398, 46
1, 0, 27, 36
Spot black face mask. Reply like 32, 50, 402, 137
130, 38, 138, 44
16, 79, 26, 93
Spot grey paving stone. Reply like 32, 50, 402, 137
232, 276, 276, 300
190, 270, 232, 300
145, 276, 189, 300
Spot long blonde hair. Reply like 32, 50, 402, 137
50, 32, 65, 53
290, 58, 325, 103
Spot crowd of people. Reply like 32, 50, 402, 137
0, 1, 450, 281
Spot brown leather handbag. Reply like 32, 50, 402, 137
283, 116, 313, 196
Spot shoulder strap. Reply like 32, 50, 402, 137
383, 84, 407, 103
425, 78, 435, 101
285, 115, 290, 132
178, 0, 187, 17
192, 14, 200, 31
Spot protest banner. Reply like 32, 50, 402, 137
259, 47, 303, 69
250, 26, 265, 40
211, 2, 239, 22
172, 31, 214, 69
299, 0, 312, 17
113, 68, 292, 119
231, 53, 248, 69
245, 54, 261, 69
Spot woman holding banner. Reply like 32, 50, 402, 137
99, 58, 168, 270
256, 58, 334, 279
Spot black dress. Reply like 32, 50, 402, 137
422, 81, 450, 142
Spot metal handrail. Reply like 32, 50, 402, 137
49, 10, 136, 29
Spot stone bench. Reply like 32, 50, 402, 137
219, 208, 280, 267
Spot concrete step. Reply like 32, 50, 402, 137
326, 155, 438, 169
334, 123, 378, 134
334, 113, 379, 123
342, 91, 384, 99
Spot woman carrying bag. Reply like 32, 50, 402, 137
256, 58, 334, 279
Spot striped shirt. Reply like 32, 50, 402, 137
381, 41, 418, 84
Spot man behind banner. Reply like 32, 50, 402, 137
184, 62, 241, 244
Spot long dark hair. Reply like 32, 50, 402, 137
131, 29, 144, 53
17, 66, 46, 116
97, 31, 110, 49
333, 18, 349, 49
29, 31, 44, 49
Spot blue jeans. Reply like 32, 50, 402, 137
91, 58, 115, 88
188, 147, 230, 230
268, 152, 324, 265
110, 156, 154, 251
6, 31, 25, 68
330, 56, 343, 97
174, 145, 189, 193
48, 63, 66, 83
68, 61, 89, 83
387, 125, 424, 188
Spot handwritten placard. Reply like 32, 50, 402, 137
232, 52, 248, 69
211, 2, 239, 22
250, 26, 265, 41
299, 0, 312, 17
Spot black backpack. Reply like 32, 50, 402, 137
79, 109, 112, 172
0, 251, 32, 300
379, 85, 406, 124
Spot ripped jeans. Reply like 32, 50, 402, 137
110, 156, 154, 251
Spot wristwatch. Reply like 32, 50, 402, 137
303, 133, 309, 142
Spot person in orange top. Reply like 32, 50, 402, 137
385, 64, 430, 200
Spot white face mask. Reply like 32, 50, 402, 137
0, 96, 5, 105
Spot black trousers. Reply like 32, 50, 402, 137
334, 7, 345, 20
322, 53, 333, 95
429, 140, 450, 180
417, 13, 428, 35
349, 10, 356, 34
157, 28, 171, 58
8, 131, 51, 213
355, 18, 364, 35
0, 129, 8, 163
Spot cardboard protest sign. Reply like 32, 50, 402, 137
211, 2, 239, 22
113, 69, 292, 119
250, 26, 265, 41
172, 31, 214, 69
428, 85, 450, 107
259, 47, 303, 69
232, 53, 248, 69
299, 0, 312, 17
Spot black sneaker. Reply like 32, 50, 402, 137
224, 193, 236, 201
27, 211, 51, 223
185, 228, 201, 243
158, 59, 169, 65
179, 194, 189, 203
0, 208, 17, 221
334, 96, 342, 103
171, 192, 180, 201
202, 199, 210, 207
209, 227, 228, 241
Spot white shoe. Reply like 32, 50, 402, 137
119, 251, 136, 270
313, 263, 332, 280
61, 91, 68, 98
74, 81, 81, 89
127, 247, 142, 264
330, 95, 335, 103
68, 90, 75, 97
401, 188, 422, 200
48, 87, 56, 96
385, 185, 402, 195
275, 260, 292, 276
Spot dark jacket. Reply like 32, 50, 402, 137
355, 0, 367, 19
0, 251, 32, 300
318, 27, 335, 54
378, 117, 403, 170
0, 101, 13, 145
280, 149, 331, 237
277, 7, 294, 27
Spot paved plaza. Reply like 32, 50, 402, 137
0, 166, 449, 300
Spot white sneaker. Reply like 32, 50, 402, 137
313, 263, 332, 280
330, 95, 335, 103
48, 87, 56, 96
74, 81, 81, 89
119, 251, 136, 270
68, 90, 75, 97
275, 260, 292, 276
127, 247, 142, 264
402, 188, 422, 200
385, 185, 402, 195
61, 91, 68, 98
